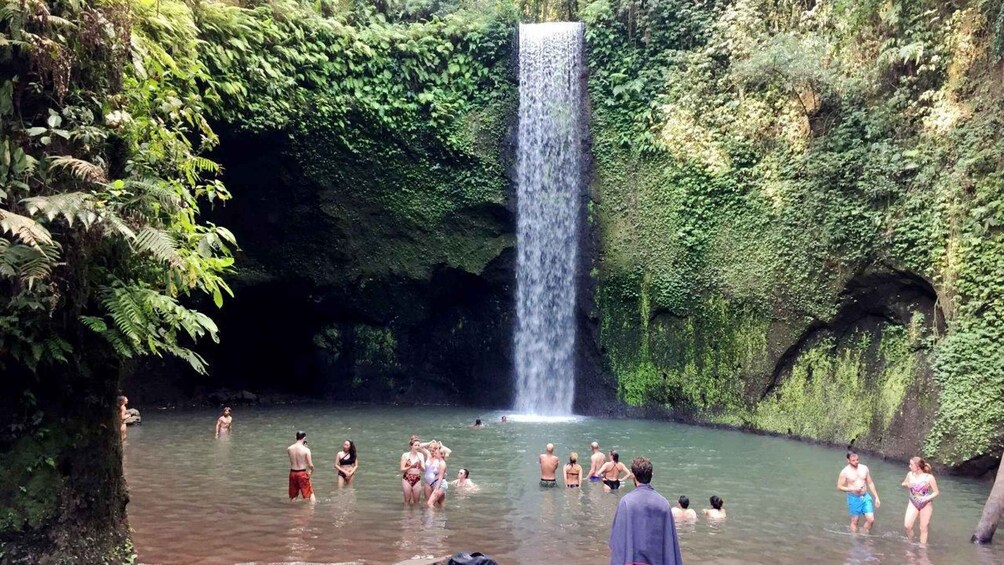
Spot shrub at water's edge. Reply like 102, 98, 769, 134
584, 0, 1004, 470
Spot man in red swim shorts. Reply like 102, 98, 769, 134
288, 430, 316, 502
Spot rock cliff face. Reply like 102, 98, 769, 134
197, 110, 519, 406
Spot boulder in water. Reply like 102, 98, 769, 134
124, 408, 141, 425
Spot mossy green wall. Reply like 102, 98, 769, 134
584, 0, 1004, 467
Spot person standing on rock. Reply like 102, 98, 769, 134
539, 443, 560, 488
609, 457, 682, 565
288, 431, 315, 503
837, 451, 880, 533
215, 407, 233, 438
587, 441, 606, 483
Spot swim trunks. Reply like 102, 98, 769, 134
540, 479, 558, 488
604, 479, 621, 490
288, 469, 313, 499
589, 476, 601, 482
846, 492, 874, 516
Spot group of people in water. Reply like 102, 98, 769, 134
537, 441, 727, 523
837, 450, 941, 544
210, 407, 943, 545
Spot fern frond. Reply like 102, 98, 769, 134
0, 208, 54, 249
22, 192, 97, 228
124, 178, 183, 209
133, 226, 183, 267
49, 156, 107, 183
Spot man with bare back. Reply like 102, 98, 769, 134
837, 450, 880, 532
539, 443, 560, 488
288, 431, 316, 502
587, 441, 606, 482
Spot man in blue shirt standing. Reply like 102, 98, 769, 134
609, 457, 683, 565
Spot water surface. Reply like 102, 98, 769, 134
125, 406, 1002, 564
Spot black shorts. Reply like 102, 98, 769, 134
604, 479, 620, 490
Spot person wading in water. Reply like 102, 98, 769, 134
287, 431, 316, 503
837, 450, 880, 533
539, 443, 560, 488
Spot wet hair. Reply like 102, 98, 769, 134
222, 406, 231, 414
475, 419, 482, 426
610, 450, 619, 463
460, 468, 469, 478
345, 439, 356, 459
631, 457, 652, 484
678, 496, 690, 509
911, 456, 933, 474
569, 452, 578, 465
709, 495, 724, 510
296, 431, 306, 440
117, 396, 127, 406
846, 450, 858, 460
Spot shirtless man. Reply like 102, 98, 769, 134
597, 450, 632, 492
287, 431, 316, 503
118, 396, 129, 442
837, 451, 880, 533
587, 441, 606, 482
539, 443, 560, 488
215, 407, 232, 438
672, 495, 698, 523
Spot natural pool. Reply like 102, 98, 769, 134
124, 406, 1003, 564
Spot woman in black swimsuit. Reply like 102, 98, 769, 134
335, 439, 357, 487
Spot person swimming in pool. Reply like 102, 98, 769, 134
597, 450, 632, 492
400, 439, 425, 504
564, 452, 583, 488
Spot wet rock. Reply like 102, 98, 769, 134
124, 408, 141, 426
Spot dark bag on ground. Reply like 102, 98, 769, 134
447, 552, 498, 565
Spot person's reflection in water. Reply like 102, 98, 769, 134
330, 485, 357, 530
284, 497, 317, 562
902, 544, 933, 565
842, 534, 878, 565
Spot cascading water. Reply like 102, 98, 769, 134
513, 22, 585, 416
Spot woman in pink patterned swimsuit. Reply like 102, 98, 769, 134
901, 456, 939, 544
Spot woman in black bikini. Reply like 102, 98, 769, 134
400, 439, 425, 504
335, 439, 357, 487
564, 452, 582, 488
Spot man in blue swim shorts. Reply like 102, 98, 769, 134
837, 451, 881, 533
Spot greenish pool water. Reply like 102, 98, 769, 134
124, 406, 1002, 564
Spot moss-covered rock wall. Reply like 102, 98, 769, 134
584, 0, 1004, 470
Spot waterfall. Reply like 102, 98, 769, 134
513, 22, 585, 416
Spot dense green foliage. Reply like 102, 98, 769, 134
1, 0, 234, 376
585, 0, 1004, 464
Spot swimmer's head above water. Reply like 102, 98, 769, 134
590, 441, 599, 451
296, 430, 306, 441
610, 450, 620, 463
459, 468, 469, 479
546, 443, 555, 454
678, 496, 690, 509
709, 495, 724, 510
569, 452, 578, 465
